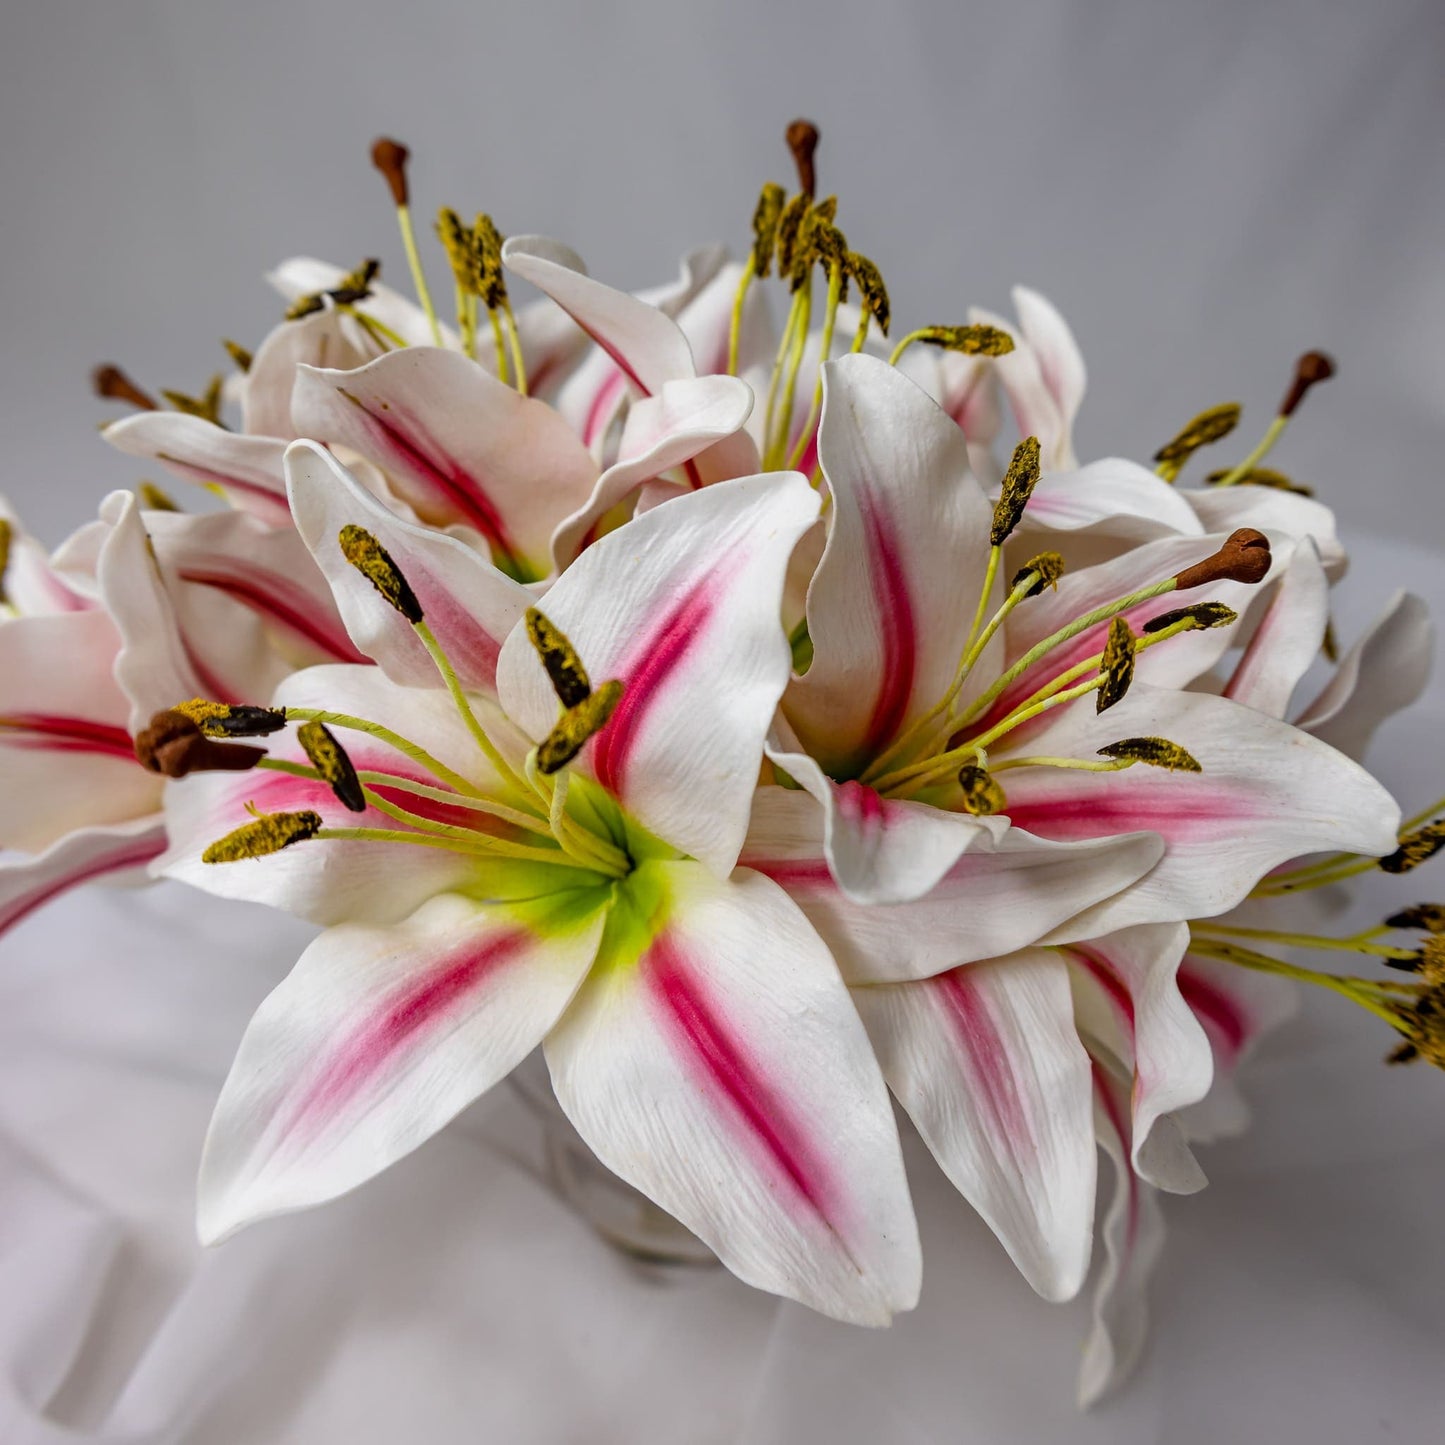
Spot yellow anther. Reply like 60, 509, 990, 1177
1141, 601, 1237, 634
338, 524, 423, 623
1096, 736, 1202, 772
751, 182, 787, 277
774, 192, 811, 276
1381, 824, 1445, 876
525, 607, 591, 708
0, 517, 11, 604
1385, 903, 1445, 935
203, 808, 323, 863
222, 339, 253, 373
161, 374, 225, 426
1204, 465, 1313, 496
537, 680, 624, 774
137, 481, 179, 512
846, 252, 890, 336
917, 324, 1015, 356
1153, 402, 1242, 478
473, 213, 508, 309
284, 259, 379, 322
991, 436, 1042, 546
1009, 552, 1065, 598
1096, 616, 1137, 714
957, 764, 1007, 816
174, 698, 287, 738
298, 719, 366, 812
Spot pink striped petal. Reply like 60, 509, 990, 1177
198, 887, 608, 1243
286, 442, 532, 697
1173, 951, 1297, 1142
854, 951, 1096, 1300
1062, 924, 1213, 1192
0, 817, 166, 939
1008, 684, 1400, 937
1077, 1063, 1165, 1408
743, 784, 1163, 976
102, 413, 291, 525
502, 236, 696, 399
0, 496, 93, 615
545, 862, 920, 1324
1223, 539, 1328, 718
787, 354, 996, 777
0, 608, 160, 851
244, 306, 386, 440
162, 664, 535, 926
497, 471, 820, 876
548, 374, 756, 571
291, 348, 598, 581
1296, 590, 1433, 761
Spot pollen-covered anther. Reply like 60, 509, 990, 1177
328, 257, 381, 307
202, 808, 323, 864
1279, 350, 1336, 418
1009, 551, 1065, 598
991, 436, 1042, 546
1204, 465, 1313, 496
174, 698, 287, 738
370, 136, 411, 207
846, 252, 891, 335
957, 764, 1007, 816
134, 709, 266, 778
1174, 528, 1271, 591
1141, 600, 1238, 634
1153, 402, 1242, 468
1385, 903, 1445, 935
785, 118, 820, 199
92, 364, 158, 411
1097, 736, 1203, 773
750, 182, 787, 277
1096, 616, 1137, 714
160, 375, 225, 426
137, 481, 179, 512
1380, 823, 1445, 876
525, 607, 591, 708
774, 192, 811, 276
915, 324, 1015, 357
537, 680, 624, 775
1383, 987, 1445, 1072
298, 720, 366, 813
338, 524, 423, 623
222, 339, 253, 374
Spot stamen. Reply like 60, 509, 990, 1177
751, 181, 787, 278
526, 606, 591, 708
1152, 402, 1241, 481
1095, 617, 1136, 714
846, 251, 890, 349
437, 207, 484, 362
1141, 601, 1238, 634
203, 808, 322, 863
92, 364, 158, 412
888, 324, 1015, 368
537, 680, 624, 774
1385, 904, 1445, 934
137, 481, 180, 512
297, 720, 366, 812
774, 193, 810, 277
370, 136, 442, 346
785, 118, 821, 198
1096, 736, 1202, 771
134, 709, 266, 777
160, 376, 226, 426
957, 764, 1006, 816
222, 339, 253, 373
1380, 823, 1445, 875
338, 524, 424, 623
1204, 465, 1312, 496
786, 236, 848, 470
1009, 551, 1065, 598
284, 706, 482, 799
174, 699, 287, 738
1210, 351, 1336, 487
991, 436, 1042, 546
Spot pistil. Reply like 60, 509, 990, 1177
371, 137, 442, 346
1212, 352, 1335, 487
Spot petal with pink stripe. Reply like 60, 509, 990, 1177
198, 886, 608, 1243
1222, 538, 1327, 719
786, 354, 996, 778
286, 441, 532, 697
291, 348, 598, 580
497, 471, 821, 877
853, 950, 1097, 1301
545, 862, 920, 1325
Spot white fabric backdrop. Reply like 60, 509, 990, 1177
2, 0, 1444, 1438
2, 536, 1443, 1443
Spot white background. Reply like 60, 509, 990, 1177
1, 2, 1443, 1439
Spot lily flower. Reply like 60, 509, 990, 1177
162, 442, 922, 1325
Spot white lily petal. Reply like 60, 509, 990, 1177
497, 472, 820, 877
1015, 458, 1205, 553
1222, 538, 1328, 718
854, 951, 1096, 1301
971, 303, 1073, 471
1013, 286, 1086, 448
286, 441, 532, 696
788, 354, 995, 775
743, 783, 1163, 977
244, 307, 385, 440
545, 863, 921, 1325
1296, 591, 1433, 761
198, 888, 607, 1244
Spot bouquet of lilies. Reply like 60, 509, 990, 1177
4, 122, 1440, 1407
